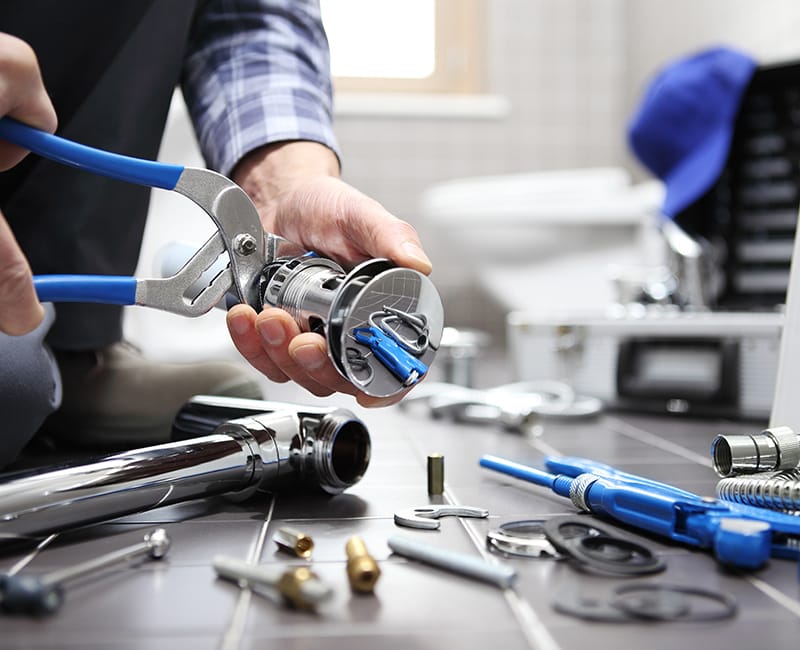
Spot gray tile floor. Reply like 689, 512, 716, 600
1, 381, 798, 649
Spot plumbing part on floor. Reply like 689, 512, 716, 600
0, 399, 371, 541
387, 535, 517, 589
715, 468, 800, 512
393, 505, 489, 530
427, 453, 444, 495
273, 527, 315, 559
345, 535, 381, 594
0, 528, 170, 616
486, 520, 560, 558
213, 555, 333, 610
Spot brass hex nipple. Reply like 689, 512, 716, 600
345, 535, 381, 593
273, 527, 314, 558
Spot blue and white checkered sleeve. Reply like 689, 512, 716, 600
181, 0, 340, 176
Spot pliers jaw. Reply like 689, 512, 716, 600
173, 168, 268, 312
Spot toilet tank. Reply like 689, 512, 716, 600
418, 167, 664, 316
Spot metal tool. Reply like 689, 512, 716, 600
387, 535, 517, 589
393, 505, 489, 530
480, 454, 800, 569
711, 426, 800, 477
0, 528, 170, 615
213, 555, 332, 610
0, 397, 370, 541
345, 535, 381, 593
272, 527, 314, 559
0, 117, 444, 397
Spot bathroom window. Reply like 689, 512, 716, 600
320, 0, 485, 95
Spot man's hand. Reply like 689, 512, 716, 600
227, 140, 432, 407
0, 33, 57, 336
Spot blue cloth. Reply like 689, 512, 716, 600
182, 0, 340, 176
627, 46, 757, 219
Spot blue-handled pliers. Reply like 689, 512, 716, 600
0, 117, 282, 316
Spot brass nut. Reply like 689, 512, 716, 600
273, 526, 314, 558
345, 535, 381, 593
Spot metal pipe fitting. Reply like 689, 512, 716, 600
711, 426, 800, 477
262, 256, 444, 398
345, 535, 381, 593
273, 527, 314, 559
0, 397, 370, 542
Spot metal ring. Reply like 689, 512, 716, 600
486, 520, 561, 558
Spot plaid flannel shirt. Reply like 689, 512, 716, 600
182, 0, 339, 176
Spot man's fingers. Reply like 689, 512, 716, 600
227, 305, 290, 383
0, 212, 43, 335
0, 33, 57, 170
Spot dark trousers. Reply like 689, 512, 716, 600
0, 1, 198, 349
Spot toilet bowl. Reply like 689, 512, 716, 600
418, 167, 664, 320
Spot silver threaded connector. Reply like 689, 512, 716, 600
711, 426, 800, 478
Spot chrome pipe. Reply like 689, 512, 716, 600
0, 398, 370, 542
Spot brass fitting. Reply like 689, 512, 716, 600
345, 535, 381, 593
427, 453, 444, 495
273, 526, 314, 558
276, 566, 332, 609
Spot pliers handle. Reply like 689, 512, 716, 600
0, 117, 271, 315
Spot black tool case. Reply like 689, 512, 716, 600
678, 59, 800, 310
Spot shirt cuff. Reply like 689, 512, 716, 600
201, 91, 341, 177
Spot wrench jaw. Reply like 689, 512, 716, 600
393, 505, 489, 530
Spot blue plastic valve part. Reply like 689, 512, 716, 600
352, 326, 428, 387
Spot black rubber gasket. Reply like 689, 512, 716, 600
610, 583, 738, 622
542, 515, 613, 554
553, 583, 737, 623
542, 515, 665, 576
552, 587, 632, 622
568, 534, 666, 576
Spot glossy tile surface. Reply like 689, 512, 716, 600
1, 393, 798, 649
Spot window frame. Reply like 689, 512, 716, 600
328, 0, 485, 95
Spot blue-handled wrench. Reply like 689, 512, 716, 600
0, 116, 280, 316
480, 454, 800, 569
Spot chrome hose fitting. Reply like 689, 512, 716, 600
261, 256, 444, 398
0, 396, 371, 542
711, 426, 800, 478
715, 468, 800, 512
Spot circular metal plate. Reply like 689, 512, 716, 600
329, 263, 444, 397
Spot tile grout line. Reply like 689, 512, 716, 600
219, 494, 276, 650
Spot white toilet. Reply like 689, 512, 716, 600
418, 167, 664, 326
